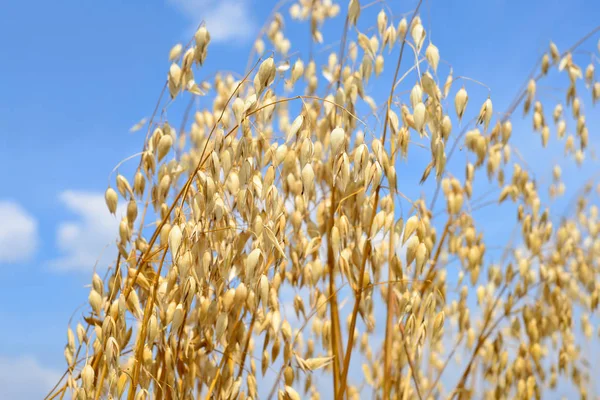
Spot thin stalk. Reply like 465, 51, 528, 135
327, 187, 344, 395
94, 363, 107, 400
382, 217, 396, 400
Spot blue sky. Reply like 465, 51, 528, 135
0, 0, 599, 398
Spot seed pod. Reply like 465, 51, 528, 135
421, 72, 438, 100
232, 98, 245, 125
549, 41, 560, 63
551, 165, 562, 182
383, 25, 397, 51
406, 235, 419, 266
572, 97, 581, 118
541, 125, 549, 147
287, 60, 303, 86
89, 289, 102, 314
375, 54, 384, 76
81, 364, 94, 392
171, 303, 184, 333
477, 98, 493, 131
441, 115, 452, 141
284, 365, 294, 386
498, 185, 513, 203
168, 43, 182, 61
434, 311, 445, 333
413, 102, 426, 133
126, 290, 142, 318
133, 171, 145, 196
348, 0, 360, 26
262, 166, 275, 199
284, 385, 301, 400
328, 228, 341, 261
126, 199, 137, 225
105, 187, 118, 215
410, 83, 423, 109
532, 111, 542, 131
301, 163, 315, 194
287, 115, 304, 143
565, 135, 575, 154
66, 327, 75, 353
168, 224, 183, 259
411, 22, 425, 52
147, 314, 159, 343
369, 36, 380, 56
524, 79, 536, 114
255, 58, 276, 93
194, 27, 210, 65
76, 323, 86, 344
443, 69, 453, 98
377, 10, 387, 37
553, 104, 563, 122
116, 175, 132, 198
168, 63, 182, 98
398, 18, 407, 40
330, 127, 345, 156
575, 149, 584, 165
425, 43, 440, 73
415, 242, 428, 273
451, 192, 463, 214
259, 275, 269, 310
403, 215, 418, 245
157, 134, 173, 162
502, 120, 512, 143
246, 248, 263, 278
541, 54, 550, 74
235, 283, 248, 304
455, 87, 468, 121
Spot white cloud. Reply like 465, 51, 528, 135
0, 201, 38, 263
0, 355, 61, 400
50, 191, 124, 272
168, 0, 257, 43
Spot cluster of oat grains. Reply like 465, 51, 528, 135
47, 1, 600, 399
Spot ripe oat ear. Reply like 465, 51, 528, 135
104, 187, 118, 215
168, 43, 183, 61
50, 3, 600, 400
425, 43, 440, 73
455, 86, 468, 122
348, 0, 360, 26
476, 97, 493, 131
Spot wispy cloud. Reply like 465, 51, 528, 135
0, 355, 61, 400
49, 191, 124, 272
168, 0, 257, 43
0, 201, 38, 263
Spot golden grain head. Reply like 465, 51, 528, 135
49, 4, 600, 400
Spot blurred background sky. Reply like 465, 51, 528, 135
0, 0, 599, 398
